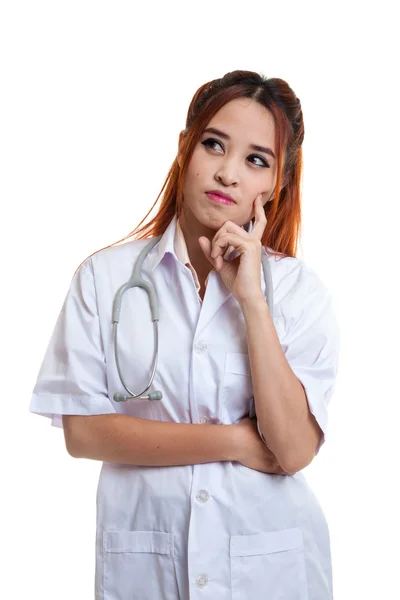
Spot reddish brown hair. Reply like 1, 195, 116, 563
79, 70, 304, 269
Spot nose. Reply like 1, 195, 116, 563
214, 156, 240, 187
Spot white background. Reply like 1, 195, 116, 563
1, 1, 399, 598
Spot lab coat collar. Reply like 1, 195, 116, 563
150, 215, 255, 273
147, 214, 267, 332
150, 214, 180, 272
148, 214, 230, 331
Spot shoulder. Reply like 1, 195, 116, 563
264, 247, 332, 317
68, 238, 160, 301
93, 237, 155, 265
77, 238, 158, 279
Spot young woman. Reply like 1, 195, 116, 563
30, 70, 340, 599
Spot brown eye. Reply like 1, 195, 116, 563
201, 137, 270, 168
201, 138, 223, 151
248, 154, 270, 168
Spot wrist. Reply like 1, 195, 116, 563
226, 424, 243, 462
239, 293, 266, 315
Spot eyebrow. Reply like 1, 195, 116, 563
202, 127, 276, 160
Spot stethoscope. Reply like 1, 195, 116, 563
111, 234, 274, 418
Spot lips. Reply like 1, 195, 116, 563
206, 190, 236, 204
206, 193, 235, 206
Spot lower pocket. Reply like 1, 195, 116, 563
103, 530, 179, 600
230, 527, 308, 600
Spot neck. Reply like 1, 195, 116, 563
178, 211, 214, 281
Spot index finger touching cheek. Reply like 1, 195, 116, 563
252, 193, 267, 239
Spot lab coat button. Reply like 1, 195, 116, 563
196, 574, 208, 587
194, 341, 207, 354
196, 489, 209, 503
199, 417, 210, 424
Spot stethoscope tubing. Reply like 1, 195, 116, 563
112, 236, 273, 404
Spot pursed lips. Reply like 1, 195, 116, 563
206, 191, 236, 204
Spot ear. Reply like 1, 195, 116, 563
177, 130, 185, 168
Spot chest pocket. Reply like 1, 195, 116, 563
221, 352, 254, 424
102, 530, 179, 600
230, 527, 309, 600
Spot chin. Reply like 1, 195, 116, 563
198, 211, 227, 231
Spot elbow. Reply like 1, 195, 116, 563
66, 443, 79, 458
64, 434, 83, 458
280, 461, 304, 476
280, 451, 313, 475
277, 454, 299, 475
276, 419, 323, 475
62, 415, 85, 458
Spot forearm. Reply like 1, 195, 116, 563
240, 295, 316, 473
70, 413, 239, 466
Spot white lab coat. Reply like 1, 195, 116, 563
30, 214, 340, 600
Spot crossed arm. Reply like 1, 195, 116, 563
240, 294, 322, 474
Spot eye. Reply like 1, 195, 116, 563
248, 154, 270, 168
201, 137, 270, 168
201, 137, 223, 152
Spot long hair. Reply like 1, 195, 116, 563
78, 70, 304, 270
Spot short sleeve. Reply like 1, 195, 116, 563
29, 259, 116, 429
258, 263, 341, 456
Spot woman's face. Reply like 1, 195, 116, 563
179, 97, 278, 235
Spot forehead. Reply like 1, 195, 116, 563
206, 97, 275, 144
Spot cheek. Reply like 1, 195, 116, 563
184, 163, 202, 189
187, 150, 206, 179
182, 166, 202, 201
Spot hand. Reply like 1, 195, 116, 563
198, 193, 267, 304
234, 417, 289, 475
